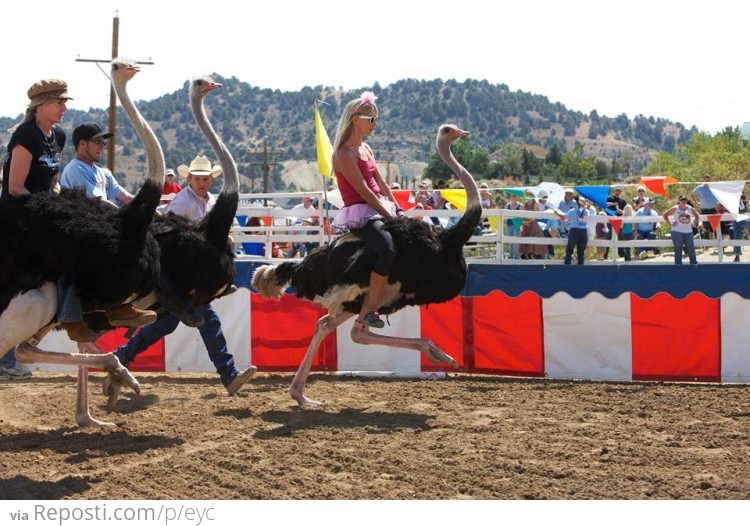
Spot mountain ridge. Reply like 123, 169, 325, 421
0, 76, 693, 193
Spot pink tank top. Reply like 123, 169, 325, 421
335, 147, 381, 206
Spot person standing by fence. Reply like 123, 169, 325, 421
663, 195, 699, 265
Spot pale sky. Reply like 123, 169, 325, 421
4, 0, 750, 135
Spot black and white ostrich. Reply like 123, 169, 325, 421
252, 124, 478, 407
101, 74, 242, 407
0, 59, 165, 426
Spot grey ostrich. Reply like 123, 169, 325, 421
252, 124, 478, 407
0, 59, 166, 426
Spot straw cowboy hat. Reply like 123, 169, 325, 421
177, 155, 222, 178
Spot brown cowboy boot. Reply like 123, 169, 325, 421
59, 321, 98, 342
106, 305, 157, 327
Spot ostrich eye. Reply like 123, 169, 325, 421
196, 80, 204, 86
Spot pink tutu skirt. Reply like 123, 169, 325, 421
331, 197, 397, 233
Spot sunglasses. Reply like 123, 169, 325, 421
88, 138, 107, 146
358, 116, 378, 124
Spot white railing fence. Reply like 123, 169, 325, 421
229, 192, 750, 263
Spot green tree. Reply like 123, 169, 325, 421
645, 128, 750, 182
559, 145, 597, 181
545, 142, 563, 166
493, 143, 524, 178
522, 149, 542, 176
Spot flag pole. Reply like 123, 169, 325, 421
316, 99, 333, 244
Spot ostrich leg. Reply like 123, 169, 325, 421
350, 327, 459, 368
75, 343, 117, 427
15, 342, 140, 395
291, 311, 355, 407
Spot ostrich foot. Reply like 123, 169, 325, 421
76, 410, 116, 428
421, 340, 459, 368
290, 387, 323, 408
102, 355, 140, 394
101, 354, 140, 413
102, 375, 124, 414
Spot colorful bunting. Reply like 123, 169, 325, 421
706, 181, 746, 215
440, 189, 468, 211
708, 214, 722, 233
574, 186, 612, 215
639, 176, 678, 197
392, 190, 417, 211
608, 218, 623, 236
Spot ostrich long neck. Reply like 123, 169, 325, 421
437, 139, 480, 210
435, 130, 483, 250
191, 93, 238, 196
111, 72, 165, 210
191, 88, 238, 249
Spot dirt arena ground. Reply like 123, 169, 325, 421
2, 371, 750, 500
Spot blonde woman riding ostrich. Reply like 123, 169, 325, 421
253, 91, 480, 407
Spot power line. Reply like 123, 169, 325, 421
247, 136, 283, 205
75, 13, 154, 174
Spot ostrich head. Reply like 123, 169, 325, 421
191, 75, 222, 99
437, 124, 469, 147
111, 58, 140, 85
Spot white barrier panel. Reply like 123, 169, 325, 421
720, 293, 750, 382
166, 292, 251, 373
336, 306, 422, 375
543, 292, 632, 381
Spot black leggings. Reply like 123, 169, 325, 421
355, 219, 397, 276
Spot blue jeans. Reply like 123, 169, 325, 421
0, 349, 17, 367
114, 304, 238, 386
636, 230, 655, 254
671, 231, 697, 265
56, 275, 83, 323
732, 220, 750, 255
564, 228, 588, 265
505, 223, 519, 259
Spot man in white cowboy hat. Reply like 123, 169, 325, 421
114, 154, 256, 396
169, 155, 223, 220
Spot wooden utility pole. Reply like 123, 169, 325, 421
247, 137, 283, 205
75, 12, 153, 174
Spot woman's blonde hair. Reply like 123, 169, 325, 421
331, 91, 378, 164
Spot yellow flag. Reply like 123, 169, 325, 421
440, 189, 467, 211
315, 103, 334, 178
440, 189, 497, 231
